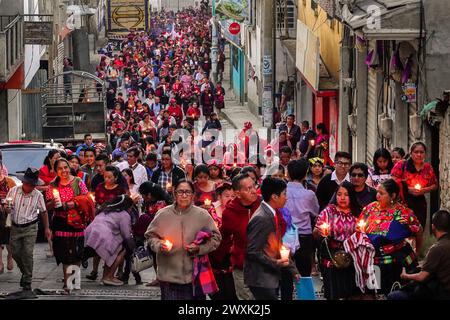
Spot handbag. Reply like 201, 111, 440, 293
131, 245, 153, 273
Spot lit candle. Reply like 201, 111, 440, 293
233, 163, 237, 168
280, 245, 290, 261
414, 183, 422, 191
89, 193, 96, 203
164, 239, 173, 251
310, 140, 315, 146
6, 197, 13, 206
357, 219, 366, 233
166, 182, 172, 189
204, 198, 212, 207
320, 222, 330, 237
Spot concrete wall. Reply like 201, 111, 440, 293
298, 0, 342, 80
425, 0, 450, 209
0, 0, 24, 15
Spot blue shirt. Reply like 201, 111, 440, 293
285, 182, 320, 235
112, 148, 128, 161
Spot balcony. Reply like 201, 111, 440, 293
0, 15, 24, 83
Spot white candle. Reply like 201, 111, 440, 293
53, 189, 62, 208
280, 245, 290, 261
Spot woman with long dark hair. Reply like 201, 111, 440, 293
46, 158, 91, 293
39, 150, 61, 186
313, 181, 361, 300
314, 123, 331, 165
193, 164, 216, 208
359, 179, 423, 295
367, 148, 394, 189
67, 155, 89, 186
391, 142, 438, 229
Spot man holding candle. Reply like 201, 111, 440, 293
215, 173, 261, 300
244, 177, 300, 300
5, 168, 50, 295
297, 121, 316, 159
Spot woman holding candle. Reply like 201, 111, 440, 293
193, 164, 216, 208
121, 168, 139, 201
46, 158, 91, 293
313, 181, 362, 300
391, 142, 438, 229
359, 179, 423, 295
314, 123, 331, 166
145, 179, 221, 300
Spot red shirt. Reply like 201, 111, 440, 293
167, 104, 183, 122
187, 106, 200, 120
391, 160, 437, 189
39, 165, 56, 185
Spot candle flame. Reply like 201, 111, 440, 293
204, 198, 212, 206
415, 183, 422, 191
320, 222, 330, 236
280, 245, 290, 260
358, 219, 366, 232
164, 239, 173, 251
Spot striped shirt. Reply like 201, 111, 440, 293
6, 186, 46, 225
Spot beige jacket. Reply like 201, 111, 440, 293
145, 204, 221, 284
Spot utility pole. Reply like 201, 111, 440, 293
210, 0, 218, 85
262, 0, 274, 129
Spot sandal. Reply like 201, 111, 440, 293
102, 278, 124, 286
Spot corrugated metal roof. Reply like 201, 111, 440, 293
339, 0, 421, 29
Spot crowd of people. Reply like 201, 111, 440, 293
1, 6, 450, 301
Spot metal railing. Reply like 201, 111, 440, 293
0, 14, 24, 82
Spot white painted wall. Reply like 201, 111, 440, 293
7, 89, 22, 140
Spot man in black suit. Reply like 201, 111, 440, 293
244, 177, 300, 300
278, 114, 301, 151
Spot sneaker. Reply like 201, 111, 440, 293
81, 259, 89, 269
86, 271, 98, 281
145, 279, 159, 287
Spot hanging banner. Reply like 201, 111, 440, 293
216, 0, 248, 22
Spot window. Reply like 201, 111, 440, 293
276, 0, 296, 30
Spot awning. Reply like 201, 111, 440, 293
281, 39, 338, 94
339, 0, 421, 31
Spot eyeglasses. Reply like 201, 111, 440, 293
336, 161, 351, 167
175, 190, 193, 196
351, 173, 365, 178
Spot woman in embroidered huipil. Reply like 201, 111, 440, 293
359, 179, 423, 295
313, 181, 362, 300
46, 158, 89, 292
391, 142, 438, 229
